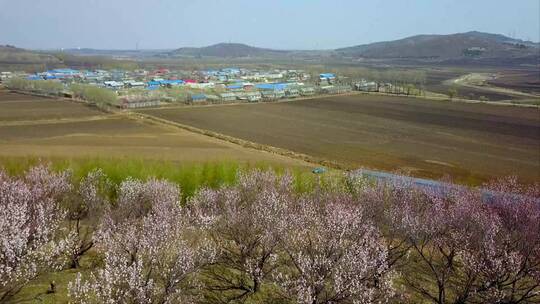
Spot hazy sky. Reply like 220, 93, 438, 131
0, 0, 538, 50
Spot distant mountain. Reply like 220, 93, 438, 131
335, 31, 539, 59
0, 45, 61, 64
158, 32, 538, 63
4, 31, 538, 69
162, 43, 291, 58
60, 48, 169, 58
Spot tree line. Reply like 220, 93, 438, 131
4, 77, 64, 95
4, 78, 118, 107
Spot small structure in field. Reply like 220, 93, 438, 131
312, 167, 326, 174
354, 80, 379, 92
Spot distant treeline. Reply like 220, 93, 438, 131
4, 78, 117, 107
3, 77, 64, 95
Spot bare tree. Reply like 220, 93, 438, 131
64, 169, 112, 269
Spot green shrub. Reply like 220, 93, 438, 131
4, 78, 63, 95
4, 77, 34, 90
0, 157, 316, 202
70, 84, 117, 106
448, 87, 458, 99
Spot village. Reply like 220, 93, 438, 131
0, 67, 418, 109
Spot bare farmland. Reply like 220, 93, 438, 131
0, 91, 309, 168
0, 92, 103, 122
138, 95, 540, 184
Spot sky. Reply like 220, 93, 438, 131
0, 0, 538, 50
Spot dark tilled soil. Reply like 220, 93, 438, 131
488, 70, 540, 95
139, 95, 540, 184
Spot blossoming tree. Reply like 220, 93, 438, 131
69, 178, 214, 304
0, 165, 71, 302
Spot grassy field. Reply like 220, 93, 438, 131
0, 90, 311, 173
138, 94, 540, 184
0, 156, 324, 202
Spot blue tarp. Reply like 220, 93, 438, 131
27, 75, 42, 80
312, 167, 326, 174
320, 73, 336, 79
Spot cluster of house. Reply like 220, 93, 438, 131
186, 73, 352, 104
353, 79, 424, 95
2, 67, 360, 108
188, 84, 319, 104
7, 67, 314, 89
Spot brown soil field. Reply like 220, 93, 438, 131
138, 95, 540, 184
0, 92, 50, 102
429, 83, 522, 101
424, 69, 531, 101
0, 116, 308, 166
0, 92, 103, 122
488, 70, 540, 95
0, 91, 309, 168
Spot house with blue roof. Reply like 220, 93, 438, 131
226, 84, 244, 91
255, 83, 289, 91
45, 69, 81, 79
189, 94, 207, 103
319, 73, 336, 80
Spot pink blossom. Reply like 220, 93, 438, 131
0, 165, 70, 301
